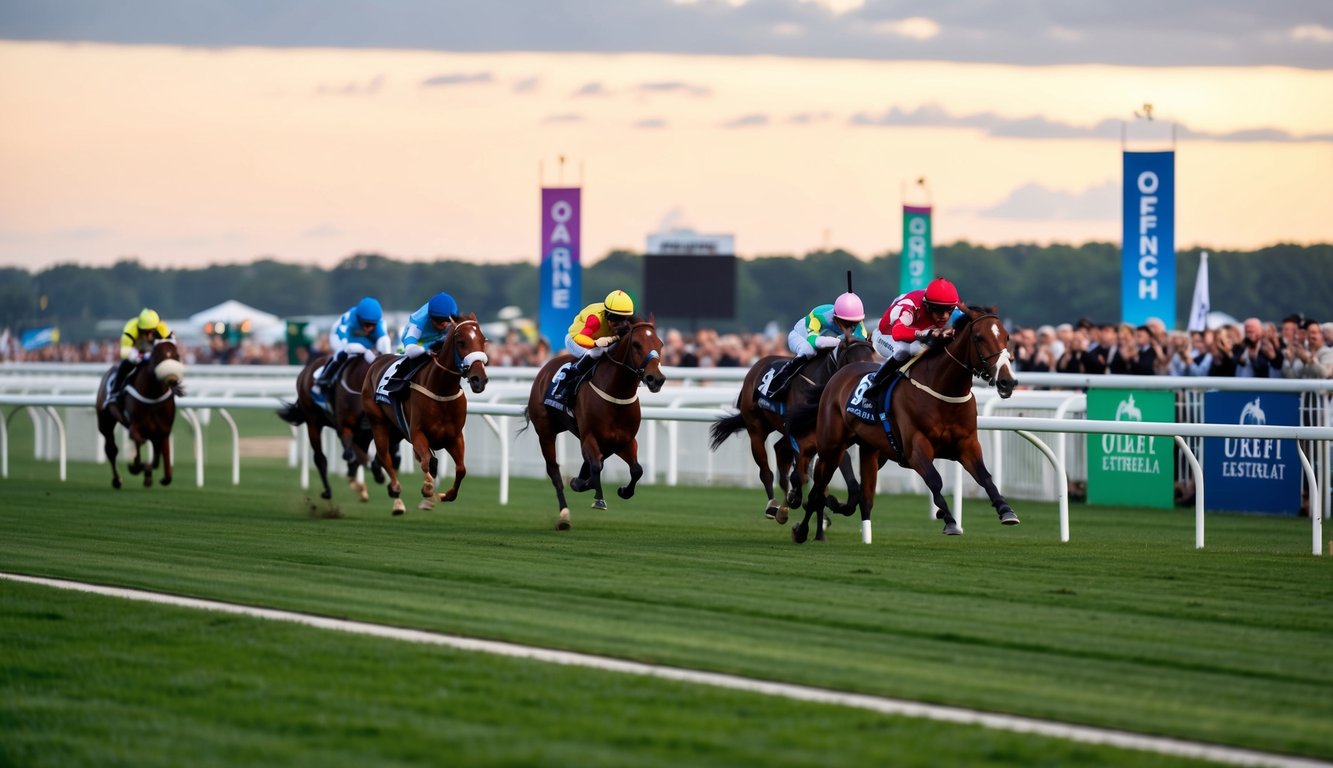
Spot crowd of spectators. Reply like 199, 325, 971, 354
4, 315, 1332, 379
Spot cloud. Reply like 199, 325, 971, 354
721, 113, 769, 128
302, 225, 342, 239
636, 81, 711, 97
316, 75, 385, 96
972, 180, 1118, 221
573, 81, 610, 97
787, 111, 832, 124
634, 117, 669, 129
5, 1, 1330, 68
852, 104, 1333, 143
512, 76, 540, 93
542, 112, 584, 124
655, 206, 692, 232
421, 71, 492, 87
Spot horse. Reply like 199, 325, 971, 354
277, 352, 388, 504
95, 339, 185, 489
521, 318, 666, 530
708, 336, 876, 524
361, 315, 489, 516
789, 306, 1019, 544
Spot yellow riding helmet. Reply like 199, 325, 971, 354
603, 290, 634, 317
138, 308, 161, 330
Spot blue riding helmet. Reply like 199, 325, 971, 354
355, 296, 382, 323
428, 292, 459, 320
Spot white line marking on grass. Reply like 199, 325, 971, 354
5, 572, 1327, 768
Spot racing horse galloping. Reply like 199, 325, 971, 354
708, 335, 875, 524
95, 339, 185, 489
361, 315, 489, 516
522, 318, 666, 530
789, 305, 1019, 544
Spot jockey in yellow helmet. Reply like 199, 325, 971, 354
107, 308, 174, 406
545, 290, 636, 410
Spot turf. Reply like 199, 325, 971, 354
2, 409, 1331, 765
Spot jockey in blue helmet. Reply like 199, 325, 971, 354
316, 296, 391, 393
382, 292, 468, 395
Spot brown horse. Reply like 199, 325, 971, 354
277, 352, 388, 503
790, 306, 1019, 544
95, 339, 185, 489
362, 315, 489, 516
522, 319, 666, 530
708, 336, 875, 524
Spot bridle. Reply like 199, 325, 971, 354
941, 313, 1007, 384
429, 319, 486, 376
604, 321, 662, 383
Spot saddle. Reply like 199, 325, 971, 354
543, 360, 594, 416
845, 372, 905, 461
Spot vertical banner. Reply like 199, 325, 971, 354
899, 205, 932, 295
1086, 389, 1175, 508
1121, 151, 1175, 328
1203, 392, 1301, 515
539, 187, 581, 348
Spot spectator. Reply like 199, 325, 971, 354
1285, 319, 1333, 378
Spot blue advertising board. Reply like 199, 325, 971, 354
1121, 151, 1175, 328
1203, 391, 1301, 515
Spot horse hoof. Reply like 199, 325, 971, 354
942, 522, 964, 536
764, 506, 778, 520
999, 510, 1021, 525
570, 477, 587, 493
591, 498, 607, 510
439, 491, 457, 503
160, 477, 172, 487
775, 506, 789, 525
617, 486, 633, 500
112, 478, 122, 489
392, 499, 406, 516
557, 508, 571, 530
418, 497, 436, 511
321, 490, 333, 500
792, 524, 809, 544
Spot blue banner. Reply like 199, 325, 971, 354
1203, 391, 1301, 515
539, 187, 581, 348
1121, 151, 1175, 328
20, 326, 59, 350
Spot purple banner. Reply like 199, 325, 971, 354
539, 187, 582, 347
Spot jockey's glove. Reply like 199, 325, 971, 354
815, 335, 841, 349
345, 342, 368, 355
363, 349, 376, 363
595, 336, 615, 348
403, 344, 427, 358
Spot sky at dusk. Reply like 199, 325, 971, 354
1, 0, 1331, 271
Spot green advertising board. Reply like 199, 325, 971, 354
1086, 389, 1174, 508
899, 205, 933, 295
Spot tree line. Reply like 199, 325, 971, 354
3, 242, 1329, 342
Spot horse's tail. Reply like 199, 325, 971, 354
516, 405, 531, 436
276, 401, 306, 426
786, 398, 821, 436
708, 412, 746, 451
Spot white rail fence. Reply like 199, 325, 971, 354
2, 364, 1331, 554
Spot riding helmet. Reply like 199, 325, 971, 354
923, 278, 960, 310
355, 296, 383, 323
832, 292, 865, 322
603, 290, 634, 317
137, 308, 161, 330
427, 292, 459, 320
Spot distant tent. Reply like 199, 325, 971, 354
187, 300, 285, 344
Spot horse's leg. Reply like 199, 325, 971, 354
958, 436, 1020, 525
614, 438, 642, 500
570, 460, 592, 493
157, 432, 173, 487
126, 426, 145, 476
306, 422, 334, 500
743, 426, 780, 521
537, 433, 573, 529
906, 437, 961, 535
370, 425, 406, 516
415, 435, 438, 511
580, 435, 608, 510
851, 448, 882, 544
828, 452, 862, 516
99, 415, 122, 489
437, 433, 467, 503
795, 443, 842, 545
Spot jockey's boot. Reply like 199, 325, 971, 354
385, 354, 428, 397
861, 356, 904, 404
764, 357, 803, 401
553, 353, 599, 407
106, 359, 134, 405
315, 353, 345, 394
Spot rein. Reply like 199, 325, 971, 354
124, 384, 175, 404
940, 313, 1003, 384
603, 322, 662, 383
428, 320, 487, 377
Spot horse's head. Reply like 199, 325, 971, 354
613, 318, 666, 394
150, 339, 185, 389
835, 336, 876, 366
444, 315, 489, 394
954, 307, 1016, 398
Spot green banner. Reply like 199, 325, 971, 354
1086, 389, 1174, 508
899, 205, 933, 295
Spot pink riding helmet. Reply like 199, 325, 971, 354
833, 292, 865, 322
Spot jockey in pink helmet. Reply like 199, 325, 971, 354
761, 291, 869, 403
862, 277, 962, 402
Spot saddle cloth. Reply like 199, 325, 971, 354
543, 361, 576, 416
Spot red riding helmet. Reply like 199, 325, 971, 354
923, 278, 959, 311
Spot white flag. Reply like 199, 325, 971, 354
1187, 251, 1210, 332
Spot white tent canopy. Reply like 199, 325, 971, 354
186, 300, 285, 343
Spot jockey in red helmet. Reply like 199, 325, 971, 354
862, 277, 962, 403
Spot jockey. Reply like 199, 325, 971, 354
107, 308, 174, 405
546, 289, 636, 409
762, 292, 868, 402
862, 277, 961, 402
382, 291, 462, 395
315, 296, 391, 393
